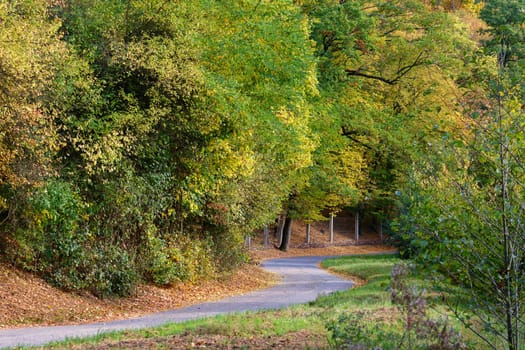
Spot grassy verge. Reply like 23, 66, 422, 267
22, 253, 489, 349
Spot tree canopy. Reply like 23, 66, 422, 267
2, 5, 525, 346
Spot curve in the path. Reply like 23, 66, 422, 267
0, 255, 353, 349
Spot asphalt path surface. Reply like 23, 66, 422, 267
0, 255, 353, 349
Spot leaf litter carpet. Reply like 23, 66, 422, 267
0, 245, 394, 329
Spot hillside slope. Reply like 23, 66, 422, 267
0, 242, 394, 328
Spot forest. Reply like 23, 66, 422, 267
1, 0, 525, 348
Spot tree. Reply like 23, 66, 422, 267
0, 0, 67, 213
480, 0, 525, 70
0, 0, 228, 293
277, 97, 367, 251
301, 0, 476, 221
394, 4, 525, 346
395, 80, 525, 350
197, 0, 319, 252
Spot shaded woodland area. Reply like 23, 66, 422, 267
1, 0, 525, 347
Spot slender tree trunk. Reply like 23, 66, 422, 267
179, 189, 184, 235
263, 226, 269, 247
279, 217, 293, 251
329, 214, 334, 243
497, 46, 518, 350
306, 223, 311, 244
499, 111, 516, 350
355, 211, 360, 241
499, 100, 515, 350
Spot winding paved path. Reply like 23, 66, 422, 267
0, 255, 353, 349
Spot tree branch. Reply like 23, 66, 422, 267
345, 51, 427, 85
344, 68, 396, 85
341, 127, 374, 150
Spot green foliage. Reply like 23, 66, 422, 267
393, 62, 525, 347
6, 180, 87, 289
2, 0, 520, 308
300, 0, 479, 221
0, 0, 67, 202
55, 0, 207, 178
85, 243, 138, 297
196, 0, 320, 228
0, 0, 343, 294
5, 180, 138, 296
394, 143, 525, 346
303, 0, 373, 84
142, 233, 214, 285
480, 0, 525, 69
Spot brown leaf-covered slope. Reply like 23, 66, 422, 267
0, 220, 395, 329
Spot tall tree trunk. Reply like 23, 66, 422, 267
179, 188, 184, 235
329, 214, 334, 243
263, 226, 269, 247
355, 211, 360, 241
497, 43, 518, 349
277, 215, 285, 246
305, 223, 311, 244
279, 217, 293, 251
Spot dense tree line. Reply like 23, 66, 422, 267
0, 0, 476, 288
2, 3, 523, 345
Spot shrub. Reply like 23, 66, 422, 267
3, 172, 246, 296
207, 225, 248, 272
84, 243, 138, 297
141, 232, 215, 286
7, 180, 90, 290
4, 180, 138, 296
390, 263, 466, 350
141, 232, 184, 285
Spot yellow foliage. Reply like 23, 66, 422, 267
0, 0, 67, 189
206, 139, 256, 179
275, 107, 317, 169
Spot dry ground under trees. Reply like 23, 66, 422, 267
0, 220, 394, 329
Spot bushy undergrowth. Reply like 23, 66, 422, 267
1, 179, 246, 297
141, 233, 215, 285
6, 180, 90, 291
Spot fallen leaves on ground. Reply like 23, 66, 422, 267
0, 242, 395, 329
59, 330, 327, 350
250, 244, 397, 262
0, 263, 275, 329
